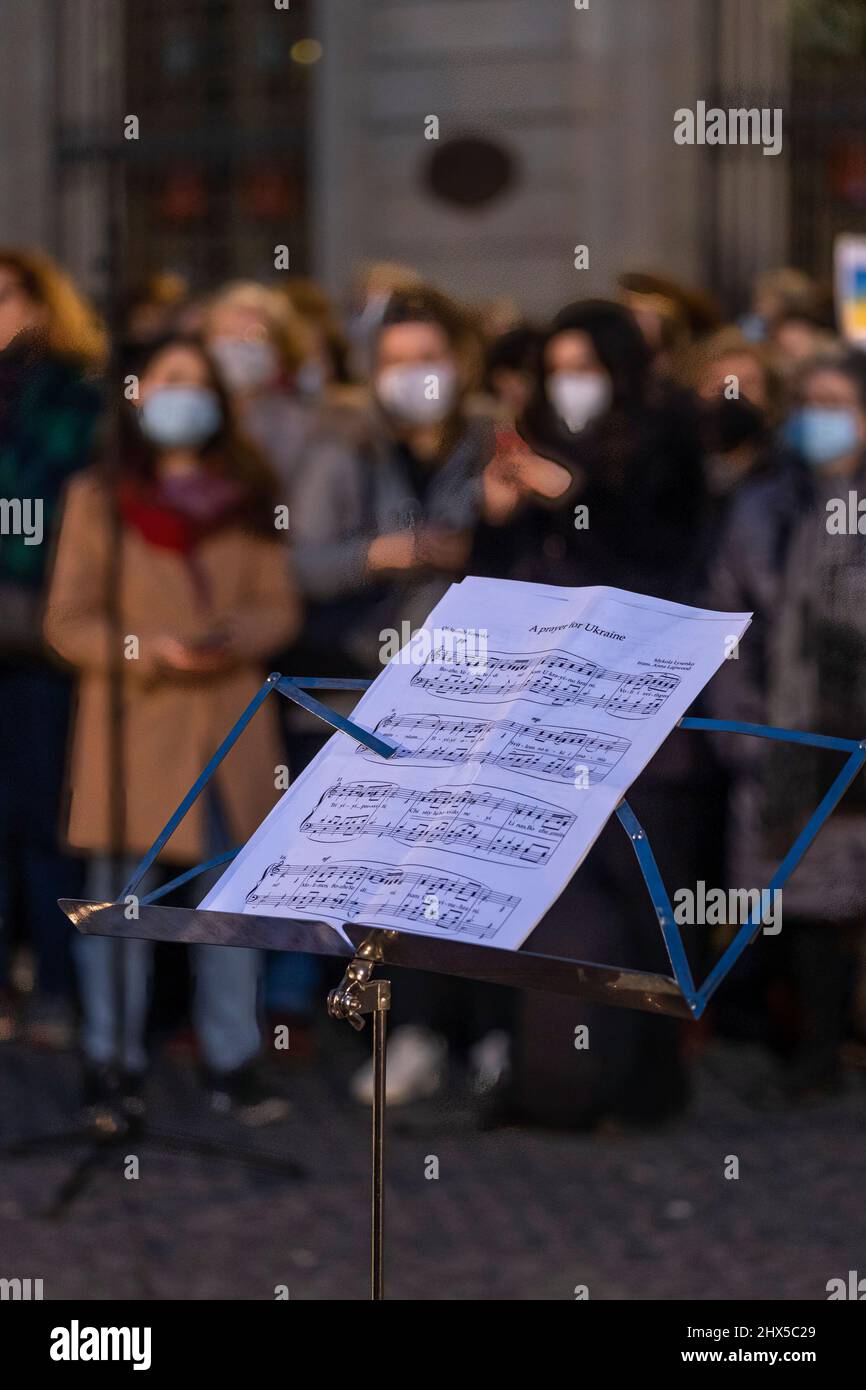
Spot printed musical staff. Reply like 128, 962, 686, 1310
244, 859, 519, 939
301, 780, 576, 866
410, 648, 680, 717
359, 712, 629, 784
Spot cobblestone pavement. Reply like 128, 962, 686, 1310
0, 1034, 863, 1301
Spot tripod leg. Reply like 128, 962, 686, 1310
43, 1134, 119, 1221
145, 1126, 306, 1178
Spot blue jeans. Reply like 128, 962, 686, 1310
75, 796, 261, 1074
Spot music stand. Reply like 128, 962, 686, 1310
59, 673, 866, 1298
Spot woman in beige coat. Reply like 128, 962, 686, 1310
44, 334, 301, 1125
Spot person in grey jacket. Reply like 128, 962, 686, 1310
706, 349, 866, 1094
290, 287, 493, 677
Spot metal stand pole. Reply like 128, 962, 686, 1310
328, 933, 392, 1301
371, 1000, 387, 1301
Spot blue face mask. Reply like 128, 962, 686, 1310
139, 386, 222, 448
785, 406, 860, 467
738, 313, 767, 343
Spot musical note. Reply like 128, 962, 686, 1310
410, 648, 680, 718
300, 780, 577, 866
244, 858, 519, 939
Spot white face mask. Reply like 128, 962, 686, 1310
209, 336, 280, 392
375, 361, 458, 425
547, 370, 612, 433
138, 386, 222, 448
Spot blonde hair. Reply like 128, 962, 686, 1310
204, 280, 310, 374
357, 260, 422, 299
0, 247, 108, 371
753, 267, 818, 319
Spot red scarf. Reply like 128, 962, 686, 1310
119, 472, 247, 605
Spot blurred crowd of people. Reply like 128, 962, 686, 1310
2, 245, 866, 1134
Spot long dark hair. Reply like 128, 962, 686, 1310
101, 332, 279, 534
519, 299, 653, 470
547, 300, 651, 409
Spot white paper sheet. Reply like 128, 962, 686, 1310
200, 579, 751, 952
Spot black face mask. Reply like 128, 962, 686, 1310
699, 395, 767, 454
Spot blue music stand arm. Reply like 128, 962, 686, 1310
617, 717, 866, 1016
139, 849, 242, 906
616, 801, 697, 1000
119, 674, 277, 902
274, 676, 399, 759
692, 737, 866, 1013
679, 715, 861, 755
120, 673, 394, 902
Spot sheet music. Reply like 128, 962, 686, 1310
201, 578, 751, 952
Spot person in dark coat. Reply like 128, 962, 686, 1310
706, 350, 866, 1094
0, 249, 105, 1047
475, 298, 704, 596
679, 326, 793, 590
476, 300, 708, 1128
